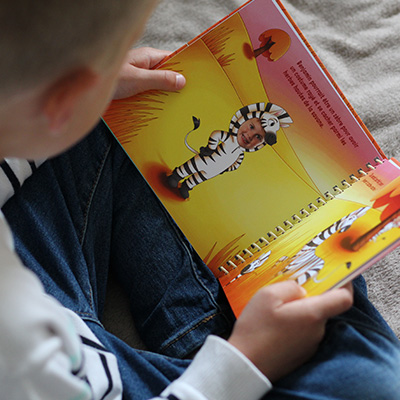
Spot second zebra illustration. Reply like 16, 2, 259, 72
167, 102, 293, 199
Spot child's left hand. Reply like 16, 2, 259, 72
113, 47, 186, 99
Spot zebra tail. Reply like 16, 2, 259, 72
184, 116, 201, 154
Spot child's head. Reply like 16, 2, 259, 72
0, 0, 157, 160
236, 118, 266, 150
230, 102, 293, 151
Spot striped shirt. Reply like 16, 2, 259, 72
0, 158, 44, 206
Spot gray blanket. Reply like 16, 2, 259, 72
103, 0, 400, 344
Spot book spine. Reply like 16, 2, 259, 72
218, 157, 384, 275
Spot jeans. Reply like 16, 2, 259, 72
3, 121, 400, 399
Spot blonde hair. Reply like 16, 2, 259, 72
0, 0, 153, 97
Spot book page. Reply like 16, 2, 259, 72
103, 0, 385, 274
220, 160, 400, 316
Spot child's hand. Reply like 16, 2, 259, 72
113, 47, 186, 99
228, 281, 353, 382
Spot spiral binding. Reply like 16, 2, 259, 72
218, 157, 384, 275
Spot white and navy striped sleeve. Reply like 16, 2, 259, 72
64, 309, 124, 400
0, 158, 45, 207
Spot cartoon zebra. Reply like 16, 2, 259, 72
281, 206, 370, 285
223, 250, 272, 287
167, 102, 293, 199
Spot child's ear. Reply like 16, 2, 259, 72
42, 67, 98, 134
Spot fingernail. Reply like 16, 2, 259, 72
175, 73, 186, 89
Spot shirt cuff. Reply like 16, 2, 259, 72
166, 335, 272, 400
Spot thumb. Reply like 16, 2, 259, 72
135, 68, 186, 93
113, 66, 186, 99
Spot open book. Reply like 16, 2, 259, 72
103, 0, 400, 316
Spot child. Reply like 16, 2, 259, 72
167, 102, 292, 198
0, 1, 399, 400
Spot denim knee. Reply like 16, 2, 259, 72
267, 317, 400, 399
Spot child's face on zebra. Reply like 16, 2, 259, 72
237, 118, 266, 149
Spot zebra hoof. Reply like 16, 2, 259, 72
179, 181, 191, 199
166, 173, 180, 188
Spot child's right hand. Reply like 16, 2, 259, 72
228, 281, 353, 382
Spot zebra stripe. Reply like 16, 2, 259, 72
278, 112, 290, 120
265, 102, 273, 112
284, 207, 370, 285
214, 146, 222, 157
241, 105, 250, 118
190, 157, 200, 172
183, 162, 193, 175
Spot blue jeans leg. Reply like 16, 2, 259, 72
1, 121, 233, 397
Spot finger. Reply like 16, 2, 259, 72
340, 281, 354, 296
259, 281, 307, 307
126, 47, 171, 69
293, 285, 353, 320
131, 67, 186, 93
113, 67, 186, 99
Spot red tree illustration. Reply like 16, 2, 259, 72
244, 29, 291, 61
